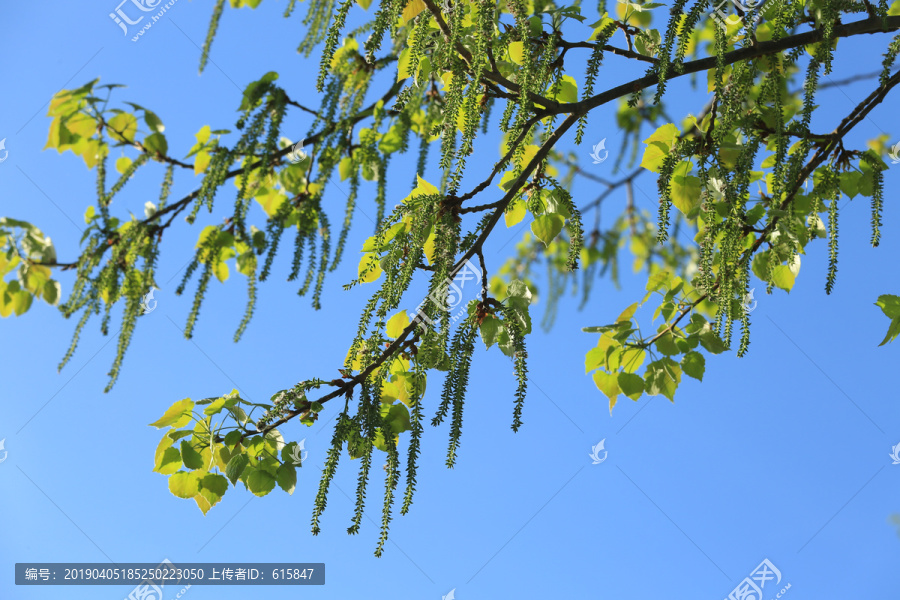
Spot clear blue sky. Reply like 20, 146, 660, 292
1, 2, 898, 599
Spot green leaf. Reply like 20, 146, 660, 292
698, 329, 727, 354
180, 440, 205, 470
144, 110, 164, 133
41, 279, 60, 305
531, 214, 565, 247
203, 395, 235, 416
839, 171, 859, 198
616, 303, 638, 323
593, 370, 620, 400
167, 430, 193, 442
108, 113, 138, 143
168, 471, 201, 499
143, 132, 168, 156
149, 398, 194, 429
240, 71, 279, 111
479, 315, 502, 349
640, 124, 679, 172
213, 260, 229, 283
223, 430, 243, 449
381, 403, 411, 435
621, 347, 646, 373
276, 464, 297, 495
617, 372, 644, 401
644, 358, 681, 401
554, 75, 578, 103
379, 128, 403, 154
681, 351, 705, 381
246, 468, 277, 497
646, 270, 672, 292
655, 332, 680, 355
154, 437, 182, 475
585, 346, 606, 373
876, 294, 900, 345
876, 294, 900, 318
671, 175, 702, 216
771, 265, 795, 292
195, 473, 228, 515
225, 453, 250, 486
505, 280, 533, 334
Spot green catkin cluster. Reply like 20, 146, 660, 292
299, 0, 340, 57
311, 406, 353, 536
499, 304, 529, 432
434, 315, 478, 468
825, 169, 840, 294
861, 152, 884, 247
200, 0, 226, 74
348, 384, 377, 536
400, 365, 425, 515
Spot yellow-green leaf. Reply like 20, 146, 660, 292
115, 156, 132, 174
531, 214, 565, 246
154, 437, 182, 475
194, 150, 211, 176
771, 265, 795, 291
671, 175, 702, 216
423, 229, 437, 265
108, 113, 138, 144
402, 0, 426, 21
358, 253, 383, 283
194, 473, 228, 515
554, 75, 578, 104
386, 310, 410, 338
168, 471, 201, 499
508, 41, 525, 65
214, 260, 229, 283
339, 157, 354, 180
149, 398, 194, 429
403, 174, 440, 204
505, 199, 527, 228
616, 302, 638, 323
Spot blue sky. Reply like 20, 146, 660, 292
1, 1, 898, 599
